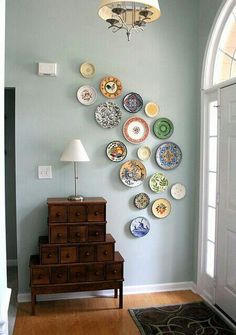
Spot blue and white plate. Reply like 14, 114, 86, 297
123, 92, 143, 113
130, 217, 150, 237
155, 142, 182, 170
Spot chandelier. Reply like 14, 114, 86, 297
98, 0, 161, 41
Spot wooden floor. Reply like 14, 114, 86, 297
13, 290, 202, 335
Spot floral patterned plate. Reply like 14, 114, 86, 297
134, 193, 150, 209
155, 142, 182, 170
130, 217, 150, 237
123, 117, 149, 144
123, 92, 143, 113
100, 76, 123, 99
152, 198, 171, 218
106, 141, 127, 162
153, 118, 174, 139
149, 172, 168, 193
171, 183, 186, 200
76, 85, 97, 105
120, 160, 146, 187
95, 102, 122, 128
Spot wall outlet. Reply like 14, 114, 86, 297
38, 166, 52, 179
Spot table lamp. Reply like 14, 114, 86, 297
60, 139, 90, 201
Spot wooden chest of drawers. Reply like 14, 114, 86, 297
29, 197, 124, 315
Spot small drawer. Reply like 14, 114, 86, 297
97, 244, 114, 262
69, 265, 86, 283
31, 268, 50, 285
49, 205, 67, 223
79, 246, 95, 263
51, 266, 68, 284
88, 225, 105, 242
106, 263, 123, 280
41, 246, 58, 265
50, 226, 67, 244
60, 246, 78, 263
87, 264, 105, 281
68, 205, 87, 222
87, 204, 105, 222
68, 225, 88, 243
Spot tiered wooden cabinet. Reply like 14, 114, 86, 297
29, 197, 124, 315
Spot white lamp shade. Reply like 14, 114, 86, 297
60, 139, 90, 162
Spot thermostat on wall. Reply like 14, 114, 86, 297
38, 62, 57, 76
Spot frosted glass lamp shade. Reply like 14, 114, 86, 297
60, 139, 89, 162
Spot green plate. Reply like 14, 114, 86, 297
153, 118, 174, 139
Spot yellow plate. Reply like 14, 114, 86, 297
145, 102, 159, 118
152, 198, 171, 218
80, 62, 95, 78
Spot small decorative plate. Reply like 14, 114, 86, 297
76, 85, 97, 105
171, 183, 186, 200
100, 76, 123, 99
95, 102, 122, 128
120, 160, 146, 187
80, 62, 95, 78
123, 117, 149, 144
155, 142, 182, 170
123, 92, 143, 113
149, 172, 169, 193
153, 118, 174, 139
137, 146, 152, 161
106, 141, 127, 162
145, 102, 159, 118
152, 198, 171, 218
134, 193, 150, 209
130, 217, 150, 237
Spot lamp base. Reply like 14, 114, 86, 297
67, 195, 84, 201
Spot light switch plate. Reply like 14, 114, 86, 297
38, 166, 52, 179
38, 63, 57, 76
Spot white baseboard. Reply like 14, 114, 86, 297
7, 259, 17, 267
18, 281, 196, 303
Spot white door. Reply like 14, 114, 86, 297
216, 84, 236, 321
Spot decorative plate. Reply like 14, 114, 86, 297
153, 118, 174, 139
130, 217, 150, 237
134, 193, 150, 209
155, 142, 182, 170
149, 172, 169, 193
80, 62, 95, 78
152, 198, 171, 218
120, 160, 146, 187
171, 183, 186, 200
123, 117, 149, 144
95, 102, 122, 128
145, 102, 159, 118
106, 141, 127, 162
76, 85, 97, 105
137, 146, 152, 161
123, 92, 143, 113
100, 76, 122, 99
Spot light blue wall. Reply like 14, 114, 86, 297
5, 0, 200, 294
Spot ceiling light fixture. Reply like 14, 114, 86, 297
98, 0, 161, 41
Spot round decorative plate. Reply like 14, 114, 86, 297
145, 102, 159, 118
95, 102, 122, 128
171, 183, 186, 200
100, 76, 122, 99
152, 198, 171, 218
123, 92, 143, 113
137, 146, 152, 161
155, 142, 182, 170
130, 217, 150, 237
120, 160, 146, 187
80, 62, 95, 78
123, 117, 150, 144
76, 85, 97, 105
134, 193, 150, 209
149, 172, 169, 193
153, 118, 174, 139
106, 141, 127, 162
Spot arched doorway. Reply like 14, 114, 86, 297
198, 0, 236, 322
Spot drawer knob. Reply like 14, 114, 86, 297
66, 253, 70, 258
76, 212, 81, 216
85, 252, 90, 256
76, 233, 80, 237
104, 251, 108, 256
95, 271, 100, 276
95, 232, 99, 236
57, 233, 62, 238
38, 274, 43, 279
56, 212, 61, 217
57, 273, 63, 278
95, 211, 99, 216
47, 253, 52, 258
113, 270, 117, 274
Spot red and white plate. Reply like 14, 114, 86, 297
123, 117, 149, 144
